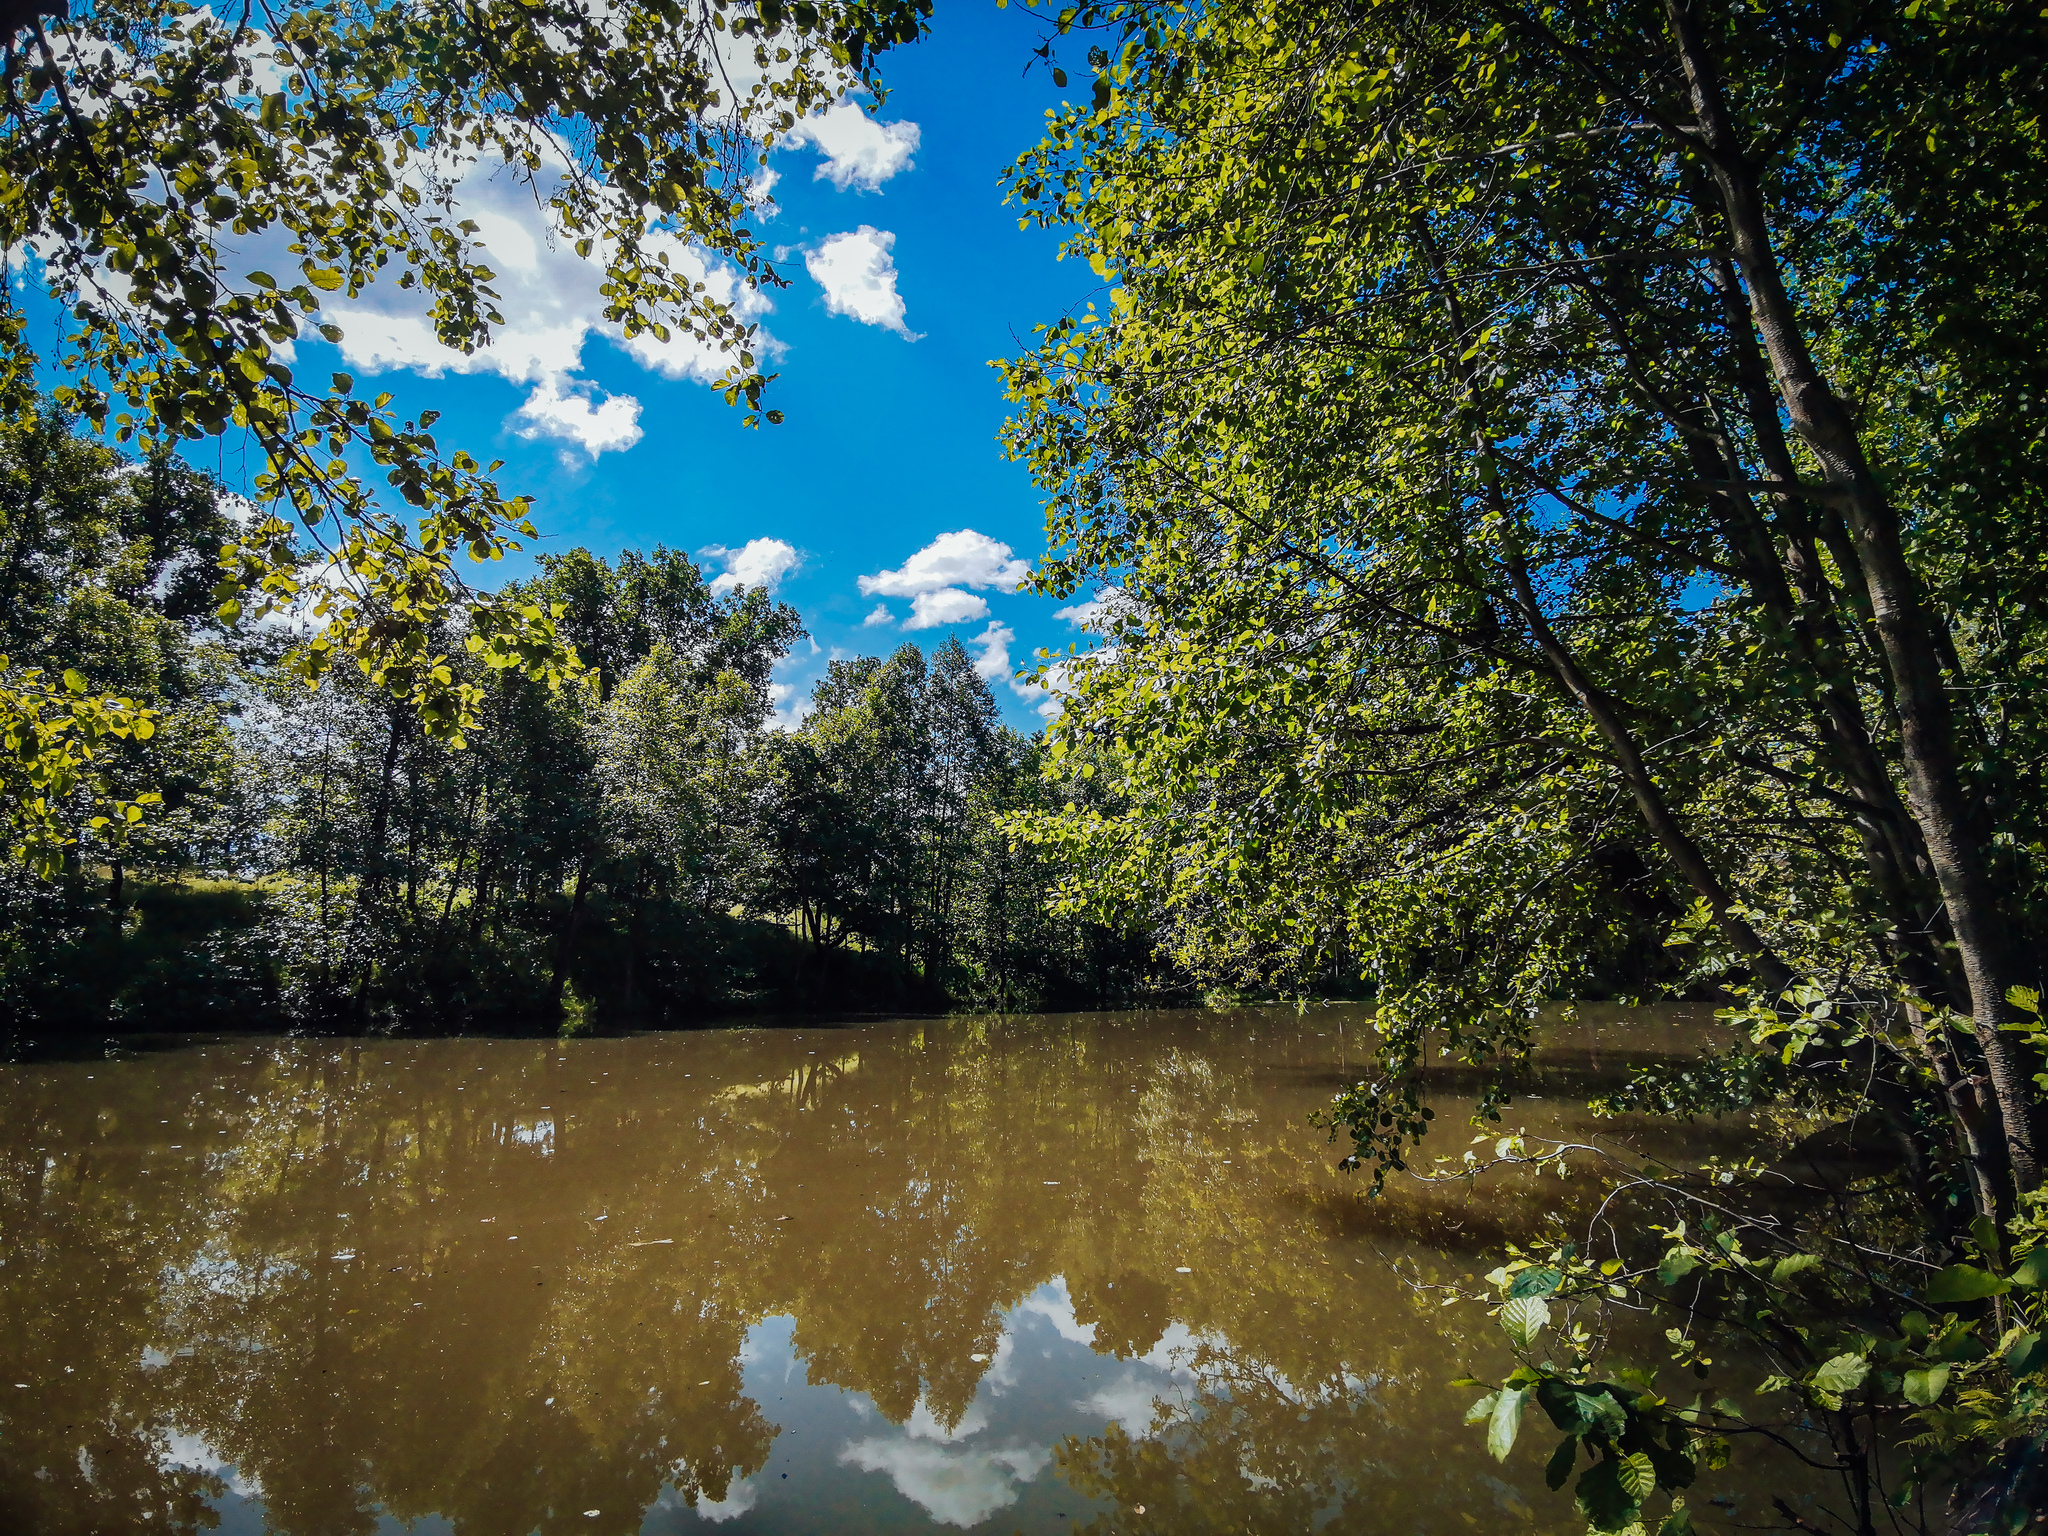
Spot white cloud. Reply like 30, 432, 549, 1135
859, 531, 1031, 598
316, 158, 779, 458
511, 378, 643, 458
1142, 1320, 1206, 1373
765, 680, 812, 733
837, 1439, 1049, 1527
967, 621, 1013, 683
1054, 586, 1130, 631
1017, 1277, 1099, 1346
161, 1431, 261, 1499
690, 1481, 757, 1522
970, 623, 1081, 715
1080, 1372, 1168, 1438
1012, 655, 1092, 720
806, 226, 916, 338
863, 604, 895, 627
906, 1398, 990, 1443
784, 99, 920, 190
904, 589, 989, 630
702, 537, 801, 595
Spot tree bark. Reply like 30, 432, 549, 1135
1659, 0, 2039, 1190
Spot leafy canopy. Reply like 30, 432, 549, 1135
0, 0, 929, 869
998, 0, 2048, 1520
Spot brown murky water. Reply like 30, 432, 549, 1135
0, 1006, 1803, 1535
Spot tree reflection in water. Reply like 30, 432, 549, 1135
0, 1008, 1768, 1535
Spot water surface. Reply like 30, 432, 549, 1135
1, 1007, 1783, 1535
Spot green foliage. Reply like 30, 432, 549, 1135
0, 408, 254, 875
1425, 1131, 2048, 1535
0, 0, 933, 864
992, 0, 2048, 1521
0, 872, 281, 1030
0, 457, 1163, 1030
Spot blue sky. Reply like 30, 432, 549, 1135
277, 6, 1110, 729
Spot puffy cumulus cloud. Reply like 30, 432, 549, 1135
904, 589, 989, 630
905, 1398, 991, 1443
1079, 1372, 1168, 1438
1011, 655, 1099, 721
1016, 1277, 1098, 1346
1054, 585, 1132, 631
765, 680, 812, 733
967, 621, 1013, 683
859, 530, 1031, 598
318, 160, 778, 458
702, 537, 800, 594
784, 98, 920, 190
862, 603, 895, 627
511, 378, 644, 458
836, 1438, 1049, 1528
968, 623, 1080, 716
653, 1478, 756, 1524
691, 1482, 758, 1523
806, 226, 916, 338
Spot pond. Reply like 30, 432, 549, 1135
0, 1006, 1795, 1535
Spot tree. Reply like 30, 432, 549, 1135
0, 405, 248, 882
1000, 0, 2048, 1522
749, 648, 926, 963
0, 0, 931, 867
914, 635, 1001, 983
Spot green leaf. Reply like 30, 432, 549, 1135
305, 266, 345, 292
2010, 1249, 2048, 1289
1969, 1216, 2000, 1259
1465, 1390, 1498, 1424
1487, 1386, 1527, 1461
1902, 1364, 1949, 1405
1577, 1390, 1629, 1441
1659, 1504, 1695, 1536
1508, 1266, 1563, 1300
1658, 1247, 1698, 1286
1576, 1457, 1642, 1533
1617, 1451, 1656, 1500
1770, 1253, 1820, 1284
1545, 1435, 1579, 1490
61, 669, 87, 694
1500, 1296, 1550, 1350
1811, 1352, 1869, 1400
2006, 1332, 2047, 1379
1923, 1264, 2011, 1303
1646, 1440, 1697, 1490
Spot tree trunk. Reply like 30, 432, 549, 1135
349, 712, 406, 1029
1659, 0, 2039, 1190
548, 854, 592, 1023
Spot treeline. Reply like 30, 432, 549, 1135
0, 411, 1159, 1034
